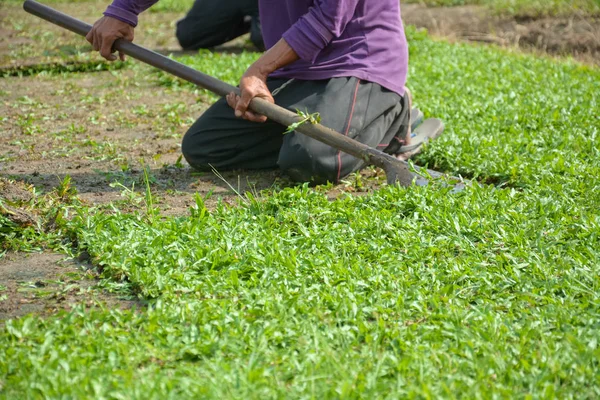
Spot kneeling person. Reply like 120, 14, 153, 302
89, 0, 418, 184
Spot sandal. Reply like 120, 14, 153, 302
395, 87, 444, 160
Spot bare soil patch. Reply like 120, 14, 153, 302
0, 252, 142, 322
0, 68, 291, 215
0, 1, 183, 69
402, 4, 600, 65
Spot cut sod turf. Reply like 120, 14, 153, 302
1, 29, 599, 400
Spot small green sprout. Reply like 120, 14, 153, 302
284, 109, 321, 134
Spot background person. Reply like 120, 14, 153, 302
175, 0, 264, 51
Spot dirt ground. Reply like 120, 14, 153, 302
402, 4, 600, 65
0, 1, 183, 69
0, 68, 288, 215
0, 251, 142, 323
0, 2, 303, 217
1, 1, 598, 321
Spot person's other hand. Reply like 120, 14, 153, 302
226, 67, 274, 123
85, 16, 134, 61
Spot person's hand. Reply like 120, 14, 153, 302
85, 16, 134, 61
226, 67, 274, 123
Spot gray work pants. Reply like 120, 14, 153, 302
181, 77, 409, 184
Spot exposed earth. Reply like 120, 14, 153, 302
1, 0, 598, 320
0, 252, 142, 323
402, 4, 600, 65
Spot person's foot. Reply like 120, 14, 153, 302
395, 87, 414, 161
396, 119, 445, 161
411, 107, 424, 132
395, 88, 444, 161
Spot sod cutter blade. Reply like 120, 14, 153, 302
23, 0, 467, 191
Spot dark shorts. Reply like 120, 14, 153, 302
181, 77, 409, 184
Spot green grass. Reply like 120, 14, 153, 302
404, 0, 485, 6
7, 0, 596, 18
149, 0, 194, 13
149, 0, 600, 18
404, 0, 600, 17
1, 26, 599, 397
488, 0, 600, 17
1, 60, 128, 77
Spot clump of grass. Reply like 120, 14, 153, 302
0, 176, 80, 257
148, 0, 194, 13
1, 60, 128, 78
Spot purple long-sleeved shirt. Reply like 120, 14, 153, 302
104, 0, 408, 95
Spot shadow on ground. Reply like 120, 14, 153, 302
1, 166, 287, 214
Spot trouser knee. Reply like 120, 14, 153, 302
181, 128, 206, 170
177, 22, 220, 50
176, 20, 198, 50
181, 125, 228, 171
175, 24, 186, 49
278, 150, 339, 185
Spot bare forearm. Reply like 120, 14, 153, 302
247, 38, 299, 78
230, 39, 299, 122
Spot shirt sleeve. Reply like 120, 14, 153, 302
282, 0, 360, 63
103, 0, 159, 27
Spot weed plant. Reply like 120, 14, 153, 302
1, 27, 599, 400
